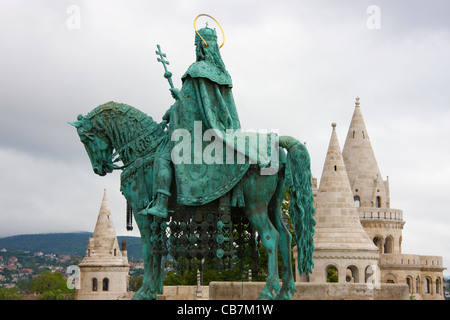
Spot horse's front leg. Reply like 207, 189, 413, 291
131, 213, 158, 300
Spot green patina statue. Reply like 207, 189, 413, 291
69, 17, 315, 300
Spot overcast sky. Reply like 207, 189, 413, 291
0, 0, 449, 276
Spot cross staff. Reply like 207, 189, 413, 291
155, 44, 174, 89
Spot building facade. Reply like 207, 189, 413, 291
297, 97, 445, 300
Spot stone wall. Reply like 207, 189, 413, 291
163, 282, 411, 300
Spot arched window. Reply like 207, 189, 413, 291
103, 278, 109, 291
364, 264, 378, 286
384, 236, 393, 254
425, 277, 431, 294
373, 236, 383, 251
92, 278, 98, 292
406, 277, 412, 294
346, 265, 359, 283
354, 196, 360, 208
376, 196, 381, 208
326, 265, 338, 283
114, 248, 117, 256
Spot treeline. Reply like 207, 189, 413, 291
0, 233, 142, 260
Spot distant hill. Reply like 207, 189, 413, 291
0, 232, 143, 260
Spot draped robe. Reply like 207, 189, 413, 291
166, 60, 251, 206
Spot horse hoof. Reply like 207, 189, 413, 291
132, 292, 157, 300
257, 291, 274, 300
274, 291, 292, 300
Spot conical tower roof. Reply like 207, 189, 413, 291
313, 123, 379, 252
92, 189, 117, 241
342, 97, 388, 208
79, 190, 128, 267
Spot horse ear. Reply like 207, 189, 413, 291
68, 121, 82, 128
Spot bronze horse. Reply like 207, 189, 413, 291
70, 101, 315, 300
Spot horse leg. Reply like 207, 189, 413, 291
243, 175, 280, 300
131, 213, 157, 300
268, 188, 295, 300
152, 253, 163, 294
247, 208, 280, 299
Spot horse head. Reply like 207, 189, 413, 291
69, 115, 114, 176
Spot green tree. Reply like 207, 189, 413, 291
30, 271, 74, 300
0, 287, 22, 300
327, 268, 338, 283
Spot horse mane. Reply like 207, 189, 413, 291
85, 101, 165, 163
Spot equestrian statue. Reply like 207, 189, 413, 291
69, 14, 315, 300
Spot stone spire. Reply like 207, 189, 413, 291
77, 190, 131, 300
79, 189, 128, 266
313, 123, 378, 251
342, 97, 389, 208
308, 123, 379, 283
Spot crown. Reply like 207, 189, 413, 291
195, 27, 217, 44
194, 14, 225, 48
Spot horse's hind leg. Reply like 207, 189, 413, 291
246, 208, 280, 299
243, 176, 280, 300
269, 186, 295, 300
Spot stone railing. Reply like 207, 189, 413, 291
379, 254, 443, 269
420, 255, 444, 268
379, 253, 420, 266
358, 208, 403, 221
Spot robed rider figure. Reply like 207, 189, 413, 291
141, 26, 249, 218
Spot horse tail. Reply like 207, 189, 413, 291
279, 136, 316, 276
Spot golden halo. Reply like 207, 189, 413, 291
194, 14, 225, 49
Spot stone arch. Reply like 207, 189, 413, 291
436, 277, 442, 295
376, 196, 381, 208
373, 235, 383, 252
345, 264, 360, 283
364, 264, 379, 286
406, 276, 413, 294
424, 277, 432, 294
325, 264, 339, 283
102, 277, 109, 291
354, 195, 361, 208
384, 236, 394, 254
416, 276, 421, 294
384, 272, 397, 283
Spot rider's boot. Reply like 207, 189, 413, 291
145, 190, 171, 218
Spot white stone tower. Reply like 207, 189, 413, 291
308, 123, 379, 284
340, 98, 445, 298
342, 97, 404, 254
76, 190, 131, 300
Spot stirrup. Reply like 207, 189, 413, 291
146, 206, 168, 218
